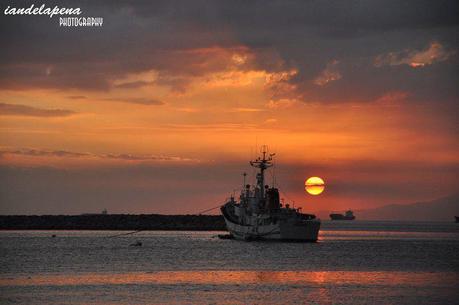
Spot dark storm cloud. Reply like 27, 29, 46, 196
1, 0, 458, 105
298, 58, 459, 104
0, 102, 76, 117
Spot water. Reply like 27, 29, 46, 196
0, 221, 458, 305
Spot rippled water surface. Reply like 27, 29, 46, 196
1, 221, 458, 304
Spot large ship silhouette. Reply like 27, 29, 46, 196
330, 210, 356, 220
221, 147, 321, 241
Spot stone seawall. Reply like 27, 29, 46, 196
0, 214, 226, 231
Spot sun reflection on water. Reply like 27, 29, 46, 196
1, 271, 456, 287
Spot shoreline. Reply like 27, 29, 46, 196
0, 215, 456, 232
0, 214, 226, 231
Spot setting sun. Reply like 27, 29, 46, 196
305, 177, 325, 195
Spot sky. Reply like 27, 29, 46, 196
0, 0, 458, 215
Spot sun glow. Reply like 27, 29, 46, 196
305, 177, 325, 195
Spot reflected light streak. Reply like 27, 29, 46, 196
1, 271, 456, 287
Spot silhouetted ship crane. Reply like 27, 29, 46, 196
220, 147, 321, 241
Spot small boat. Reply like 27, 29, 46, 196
330, 210, 355, 220
220, 147, 320, 242
129, 241, 142, 247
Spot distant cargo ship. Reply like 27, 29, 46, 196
330, 210, 355, 220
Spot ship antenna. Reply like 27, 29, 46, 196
261, 144, 268, 160
250, 144, 273, 199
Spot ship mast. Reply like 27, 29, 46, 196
250, 145, 274, 199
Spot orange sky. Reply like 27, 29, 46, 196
1, 63, 457, 214
1, 2, 458, 215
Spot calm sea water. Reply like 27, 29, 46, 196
0, 221, 458, 305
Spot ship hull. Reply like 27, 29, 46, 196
222, 214, 320, 242
330, 214, 355, 220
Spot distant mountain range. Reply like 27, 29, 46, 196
317, 194, 459, 221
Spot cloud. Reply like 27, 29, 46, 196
0, 1, 457, 105
374, 42, 456, 68
0, 62, 113, 91
229, 108, 266, 113
175, 107, 201, 113
313, 60, 342, 86
154, 75, 191, 93
67, 95, 87, 100
264, 69, 299, 102
2, 149, 88, 158
0, 148, 199, 162
113, 81, 153, 89
158, 123, 260, 132
374, 91, 410, 105
102, 153, 194, 162
103, 97, 164, 105
266, 99, 299, 109
0, 103, 76, 117
264, 118, 277, 124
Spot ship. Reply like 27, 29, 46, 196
220, 147, 321, 242
329, 210, 355, 220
